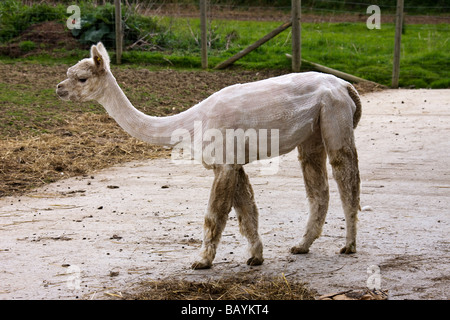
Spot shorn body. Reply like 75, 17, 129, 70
57, 43, 362, 269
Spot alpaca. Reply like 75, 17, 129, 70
56, 43, 361, 269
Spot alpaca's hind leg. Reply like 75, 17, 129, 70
233, 167, 263, 266
291, 131, 329, 254
192, 165, 237, 269
328, 144, 360, 254
320, 101, 361, 254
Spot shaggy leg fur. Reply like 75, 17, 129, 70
328, 144, 360, 254
320, 101, 361, 254
291, 130, 329, 254
192, 165, 237, 269
233, 167, 264, 266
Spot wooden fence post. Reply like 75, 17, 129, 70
115, 0, 123, 65
200, 0, 208, 69
392, 0, 404, 88
291, 0, 301, 72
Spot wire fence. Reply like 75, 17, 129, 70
0, 0, 449, 87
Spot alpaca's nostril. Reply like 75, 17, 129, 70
56, 83, 69, 99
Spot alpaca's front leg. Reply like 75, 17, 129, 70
233, 167, 263, 266
192, 165, 237, 270
191, 211, 229, 269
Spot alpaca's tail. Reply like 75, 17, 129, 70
347, 84, 362, 129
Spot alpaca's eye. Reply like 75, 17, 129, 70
79, 78, 87, 83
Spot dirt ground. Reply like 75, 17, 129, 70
0, 88, 448, 300
143, 4, 449, 24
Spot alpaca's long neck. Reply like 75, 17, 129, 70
97, 73, 199, 146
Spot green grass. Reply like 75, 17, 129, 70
121, 17, 449, 88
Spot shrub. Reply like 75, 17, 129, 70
18, 40, 36, 52
0, 0, 166, 49
71, 3, 163, 48
0, 0, 66, 42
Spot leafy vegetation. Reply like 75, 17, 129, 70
0, 0, 66, 42
69, 2, 164, 48
18, 40, 36, 52
0, 0, 163, 47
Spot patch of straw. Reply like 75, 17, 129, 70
0, 113, 170, 197
125, 274, 316, 300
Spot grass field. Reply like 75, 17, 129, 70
121, 17, 449, 88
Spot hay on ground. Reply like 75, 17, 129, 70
0, 113, 170, 197
126, 274, 317, 300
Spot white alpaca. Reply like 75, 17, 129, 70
57, 43, 361, 269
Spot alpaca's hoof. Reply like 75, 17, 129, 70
246, 256, 264, 266
339, 243, 356, 254
191, 260, 212, 270
290, 245, 309, 254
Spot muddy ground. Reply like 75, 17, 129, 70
0, 88, 449, 300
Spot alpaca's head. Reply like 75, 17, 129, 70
56, 42, 111, 102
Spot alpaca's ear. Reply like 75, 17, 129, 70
95, 42, 110, 69
91, 45, 105, 71
90, 43, 110, 71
